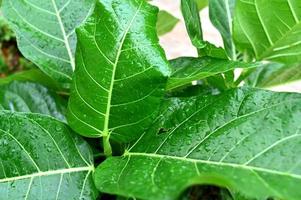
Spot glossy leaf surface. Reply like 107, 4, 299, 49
2, 0, 95, 85
157, 11, 179, 36
234, 0, 301, 63
0, 81, 67, 121
167, 57, 257, 90
209, 0, 236, 59
67, 0, 170, 142
95, 88, 301, 200
0, 111, 97, 199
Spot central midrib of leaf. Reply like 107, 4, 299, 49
103, 3, 142, 136
0, 166, 94, 183
51, 0, 75, 70
124, 152, 301, 179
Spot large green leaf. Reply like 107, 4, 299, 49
167, 57, 257, 91
0, 111, 97, 199
209, 0, 236, 59
245, 62, 301, 88
0, 81, 67, 121
94, 88, 301, 200
234, 0, 301, 64
157, 11, 179, 36
67, 0, 170, 144
1, 0, 95, 85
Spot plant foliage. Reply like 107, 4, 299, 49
1, 0, 301, 199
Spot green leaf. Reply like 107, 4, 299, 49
67, 0, 170, 144
181, 0, 205, 49
181, 0, 227, 59
157, 10, 179, 36
167, 57, 257, 91
245, 62, 301, 88
0, 69, 61, 90
0, 111, 97, 199
94, 88, 301, 200
1, 0, 95, 86
209, 0, 236, 59
0, 81, 67, 121
233, 0, 301, 64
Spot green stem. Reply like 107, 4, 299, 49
102, 131, 112, 157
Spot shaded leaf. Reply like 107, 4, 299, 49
95, 88, 301, 200
67, 0, 170, 144
2, 0, 95, 85
167, 83, 221, 98
0, 81, 67, 121
0, 111, 97, 199
0, 69, 61, 90
234, 0, 301, 64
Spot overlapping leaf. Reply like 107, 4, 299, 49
94, 88, 301, 200
0, 69, 60, 90
245, 62, 301, 88
67, 0, 170, 142
234, 0, 301, 63
167, 57, 257, 90
0, 111, 97, 199
0, 81, 67, 121
2, 0, 95, 85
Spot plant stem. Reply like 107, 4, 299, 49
102, 131, 112, 157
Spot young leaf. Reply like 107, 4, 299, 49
94, 88, 301, 200
245, 62, 301, 88
234, 0, 301, 64
0, 111, 97, 199
181, 0, 227, 59
1, 0, 95, 85
0, 81, 67, 121
181, 0, 205, 49
209, 0, 236, 59
167, 57, 257, 91
157, 10, 179, 36
67, 0, 170, 144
